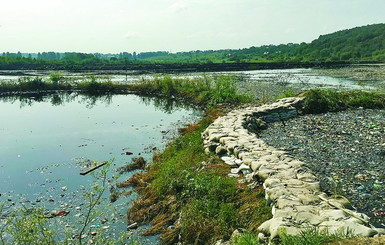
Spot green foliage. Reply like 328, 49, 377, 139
279, 227, 354, 245
302, 89, 385, 113
2, 23, 385, 67
275, 88, 298, 100
1, 207, 56, 245
231, 233, 260, 245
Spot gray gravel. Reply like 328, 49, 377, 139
258, 109, 385, 227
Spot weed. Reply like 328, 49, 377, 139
131, 75, 253, 106
231, 232, 260, 245
279, 227, 354, 245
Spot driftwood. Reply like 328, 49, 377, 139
80, 162, 107, 175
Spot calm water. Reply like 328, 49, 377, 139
0, 93, 200, 243
0, 68, 367, 89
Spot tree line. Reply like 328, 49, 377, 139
1, 23, 384, 70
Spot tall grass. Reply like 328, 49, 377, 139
0, 75, 128, 94
0, 77, 71, 93
131, 74, 253, 106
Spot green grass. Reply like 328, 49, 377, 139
131, 74, 253, 106
231, 233, 260, 245
125, 110, 272, 244
230, 227, 354, 245
279, 227, 354, 245
302, 89, 385, 113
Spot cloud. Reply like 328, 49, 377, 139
169, 1, 188, 13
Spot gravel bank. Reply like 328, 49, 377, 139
258, 109, 385, 227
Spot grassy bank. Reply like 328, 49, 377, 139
119, 109, 271, 244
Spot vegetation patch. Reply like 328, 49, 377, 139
302, 89, 385, 114
0, 74, 129, 95
129, 74, 253, 106
119, 109, 272, 244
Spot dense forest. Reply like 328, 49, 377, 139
1, 23, 384, 70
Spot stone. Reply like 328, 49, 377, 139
319, 210, 347, 221
327, 195, 353, 209
297, 172, 317, 182
219, 137, 237, 145
251, 161, 263, 171
268, 219, 287, 239
230, 168, 240, 174
263, 178, 281, 188
235, 159, 243, 165
276, 198, 302, 209
257, 233, 266, 242
215, 146, 227, 155
258, 219, 272, 233
295, 212, 326, 225
228, 173, 240, 178
319, 221, 377, 237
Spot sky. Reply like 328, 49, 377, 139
0, 0, 384, 53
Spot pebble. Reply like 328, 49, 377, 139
259, 109, 385, 227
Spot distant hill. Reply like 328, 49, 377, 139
1, 23, 385, 70
295, 23, 385, 61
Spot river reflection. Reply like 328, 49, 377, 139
0, 91, 199, 113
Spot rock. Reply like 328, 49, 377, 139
61, 186, 68, 191
235, 159, 243, 165
319, 209, 347, 221
319, 220, 377, 237
215, 146, 227, 155
230, 229, 241, 240
228, 173, 240, 178
230, 168, 240, 174
258, 219, 272, 233
295, 212, 326, 225
327, 195, 353, 209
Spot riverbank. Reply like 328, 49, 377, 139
3, 73, 385, 244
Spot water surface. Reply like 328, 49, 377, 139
0, 93, 200, 242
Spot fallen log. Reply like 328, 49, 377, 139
80, 162, 107, 175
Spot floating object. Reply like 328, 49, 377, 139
55, 210, 70, 217
80, 162, 107, 175
127, 222, 138, 230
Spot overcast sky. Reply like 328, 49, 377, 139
0, 0, 384, 53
